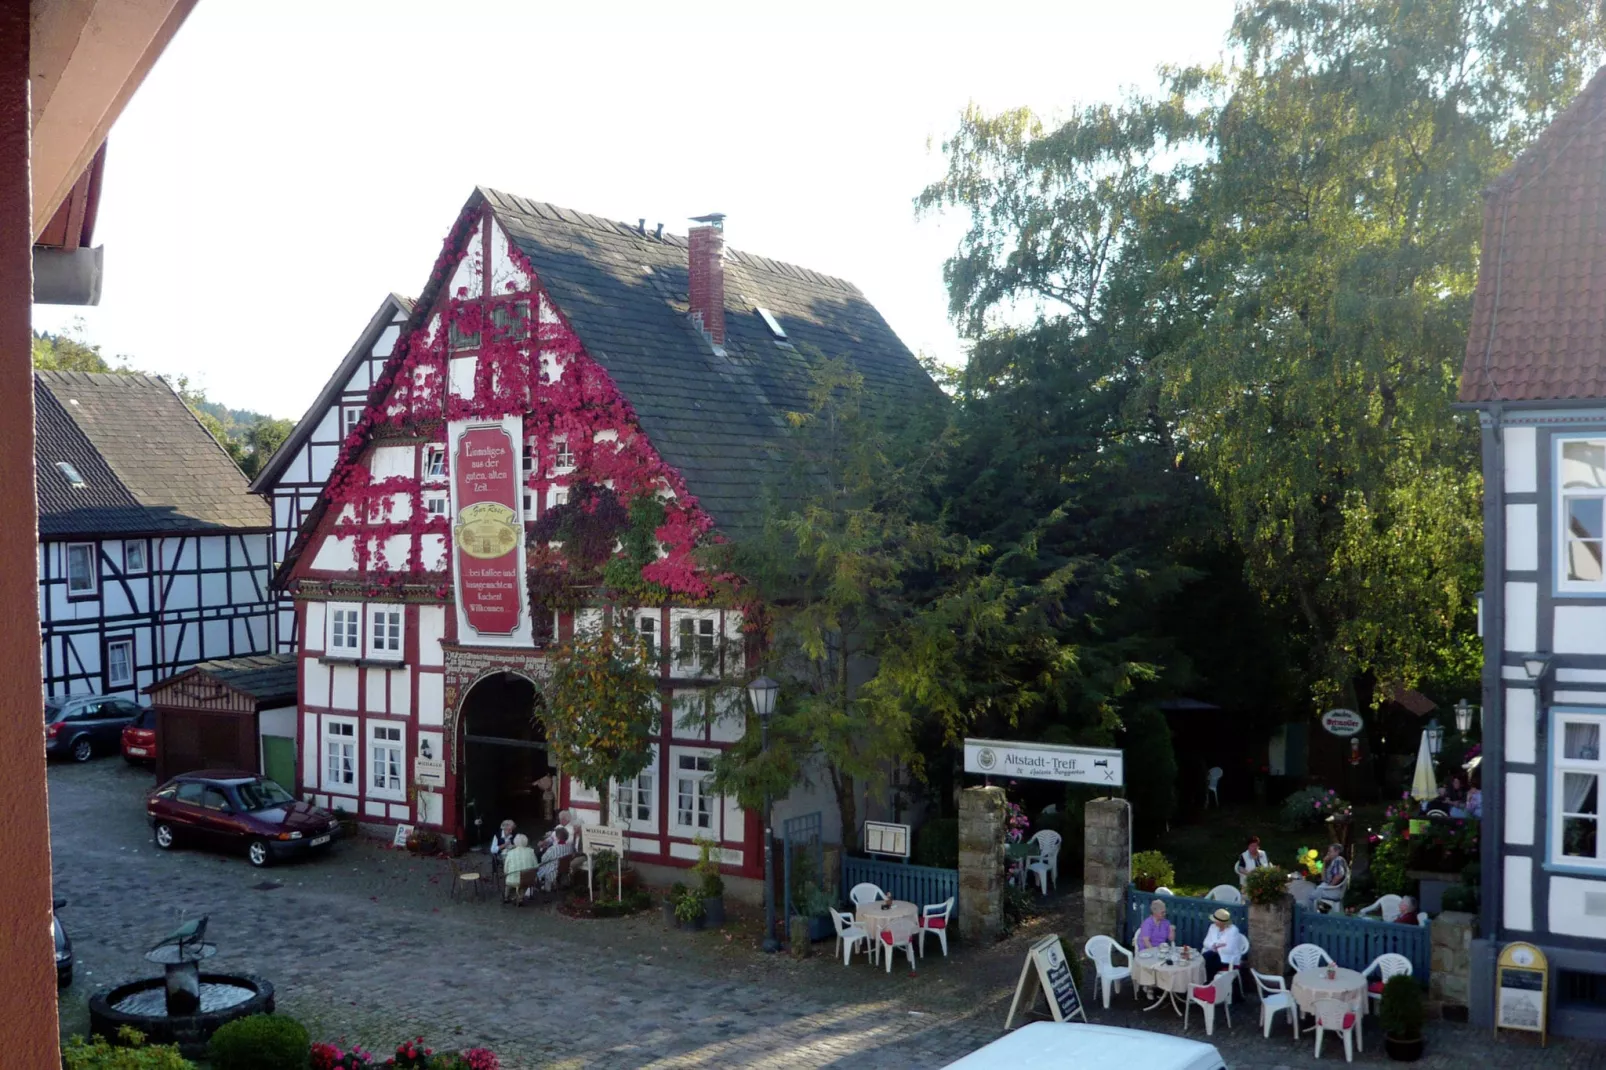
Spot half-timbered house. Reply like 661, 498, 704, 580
280, 189, 935, 885
1461, 69, 1606, 1037
250, 294, 413, 652
36, 370, 274, 700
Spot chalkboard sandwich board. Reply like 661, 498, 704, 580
1005, 934, 1086, 1028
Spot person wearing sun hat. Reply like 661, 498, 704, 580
1201, 906, 1248, 998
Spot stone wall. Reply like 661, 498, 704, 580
1083, 798, 1130, 941
1430, 910, 1476, 1014
957, 786, 1005, 943
1248, 896, 1292, 976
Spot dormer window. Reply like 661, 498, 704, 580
56, 461, 85, 488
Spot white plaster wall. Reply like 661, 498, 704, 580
389, 670, 411, 717
489, 220, 530, 294
331, 665, 359, 711
421, 534, 448, 572
260, 705, 296, 739
540, 351, 565, 384
1506, 503, 1539, 571
1548, 876, 1606, 932
365, 667, 388, 713
1505, 581, 1537, 652
1505, 772, 1535, 846
1552, 691, 1606, 706
417, 672, 444, 726
1506, 687, 1537, 764
369, 446, 414, 481
1505, 426, 1537, 494
708, 690, 745, 744
1554, 606, 1606, 654
375, 324, 401, 354
1557, 668, 1606, 683
301, 712, 318, 787
1503, 855, 1533, 930
311, 536, 358, 572
304, 602, 326, 651
417, 606, 445, 667
310, 444, 339, 481
451, 229, 483, 300
449, 356, 476, 402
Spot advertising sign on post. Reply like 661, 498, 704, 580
964, 738, 1124, 788
1320, 709, 1365, 737
1496, 942, 1549, 1046
449, 418, 531, 647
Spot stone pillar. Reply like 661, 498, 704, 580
1430, 910, 1477, 1014
958, 786, 1006, 943
1083, 798, 1130, 942
1248, 895, 1292, 975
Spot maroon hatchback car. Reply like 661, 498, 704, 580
147, 771, 341, 867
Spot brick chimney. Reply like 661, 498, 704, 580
688, 213, 726, 346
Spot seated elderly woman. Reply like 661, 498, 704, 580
536, 827, 576, 892
1136, 897, 1177, 950
1395, 895, 1420, 926
500, 834, 538, 902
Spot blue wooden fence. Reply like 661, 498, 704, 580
1293, 904, 1430, 984
841, 856, 959, 913
1124, 887, 1247, 949
781, 811, 824, 925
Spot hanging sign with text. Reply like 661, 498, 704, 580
1321, 709, 1365, 737
449, 418, 531, 646
964, 738, 1124, 788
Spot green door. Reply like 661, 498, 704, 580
261, 735, 296, 790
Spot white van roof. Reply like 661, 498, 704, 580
941, 1022, 1227, 1070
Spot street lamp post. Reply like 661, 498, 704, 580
1453, 698, 1474, 736
1425, 717, 1444, 757
748, 675, 780, 953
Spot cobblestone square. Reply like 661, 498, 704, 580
49, 761, 1606, 1068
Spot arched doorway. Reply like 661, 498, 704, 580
458, 671, 552, 845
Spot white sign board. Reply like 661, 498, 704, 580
1005, 934, 1086, 1028
582, 825, 626, 902
863, 821, 910, 858
1321, 709, 1365, 737
414, 757, 446, 788
964, 738, 1123, 787
392, 824, 414, 849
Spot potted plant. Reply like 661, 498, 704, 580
694, 839, 725, 927
663, 881, 687, 926
1380, 973, 1424, 1061
1131, 850, 1175, 893
1243, 865, 1290, 905
673, 888, 706, 931
406, 828, 443, 855
797, 884, 836, 941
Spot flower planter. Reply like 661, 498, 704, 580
805, 914, 834, 942
675, 913, 706, 932
1134, 877, 1157, 893
1385, 1035, 1424, 1062
703, 894, 725, 928
662, 901, 677, 926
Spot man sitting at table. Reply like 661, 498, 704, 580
1201, 908, 1248, 1000
536, 827, 575, 891
1311, 843, 1349, 911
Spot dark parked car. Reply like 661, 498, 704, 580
53, 897, 72, 987
147, 771, 341, 867
45, 694, 143, 762
121, 706, 156, 763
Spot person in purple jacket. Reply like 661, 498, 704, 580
1136, 897, 1176, 950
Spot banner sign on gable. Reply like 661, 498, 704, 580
964, 737, 1124, 788
449, 418, 531, 647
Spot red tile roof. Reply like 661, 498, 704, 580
1461, 66, 1606, 403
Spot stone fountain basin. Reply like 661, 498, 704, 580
88, 973, 274, 1057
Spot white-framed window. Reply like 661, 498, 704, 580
1554, 710, 1605, 870
423, 491, 449, 517
424, 445, 447, 480
522, 438, 535, 472
675, 753, 715, 832
66, 542, 96, 596
639, 614, 659, 660
492, 299, 531, 341
367, 605, 403, 660
552, 437, 575, 472
105, 638, 134, 689
616, 766, 655, 826
342, 407, 361, 438
323, 717, 357, 790
678, 616, 716, 670
549, 485, 569, 508
1558, 437, 1606, 590
122, 540, 147, 575
448, 319, 480, 351
327, 602, 362, 656
523, 491, 534, 517
369, 721, 404, 800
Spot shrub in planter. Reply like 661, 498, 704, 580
1131, 850, 1175, 892
65, 1028, 195, 1070
674, 888, 706, 929
209, 1014, 310, 1070
695, 839, 726, 926
664, 881, 688, 925
1280, 786, 1352, 831
1243, 865, 1290, 906
1380, 974, 1425, 1061
406, 829, 443, 856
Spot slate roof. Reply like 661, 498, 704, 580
35, 371, 269, 538
1461, 66, 1606, 404
476, 188, 940, 536
149, 653, 297, 706
250, 293, 415, 492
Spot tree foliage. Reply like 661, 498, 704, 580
543, 622, 659, 813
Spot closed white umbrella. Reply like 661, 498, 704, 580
1410, 731, 1439, 801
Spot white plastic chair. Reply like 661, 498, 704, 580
1252, 969, 1297, 1038
1288, 943, 1336, 973
1417, 913, 1431, 928
1362, 954, 1414, 1014
1206, 884, 1243, 904
1357, 894, 1402, 922
1026, 829, 1063, 890
1206, 766, 1223, 807
917, 896, 954, 958
879, 926, 918, 973
1154, 886, 1174, 897
1312, 998, 1358, 1062
848, 882, 885, 906
1184, 970, 1235, 1036
1231, 934, 1252, 999
1027, 838, 1061, 896
1084, 935, 1134, 1010
830, 909, 869, 966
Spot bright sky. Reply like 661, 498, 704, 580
35, 0, 1239, 420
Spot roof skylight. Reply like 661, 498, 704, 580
56, 461, 85, 488
756, 307, 787, 339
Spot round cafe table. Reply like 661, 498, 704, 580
856, 900, 919, 962
1291, 967, 1367, 1049
1132, 948, 1205, 1015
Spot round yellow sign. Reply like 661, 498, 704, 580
454, 501, 520, 559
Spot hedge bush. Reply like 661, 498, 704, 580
64, 1028, 194, 1070
914, 818, 958, 869
1379, 974, 1424, 1040
209, 1014, 310, 1070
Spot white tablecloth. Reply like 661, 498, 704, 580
856, 900, 919, 944
1291, 967, 1366, 1019
1133, 949, 1206, 994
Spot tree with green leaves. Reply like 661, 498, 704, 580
542, 621, 660, 819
